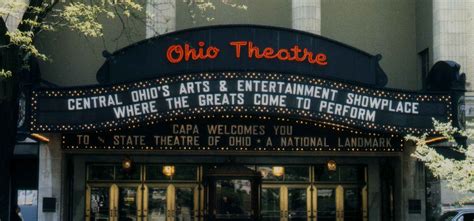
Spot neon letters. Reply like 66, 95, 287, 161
166, 41, 328, 66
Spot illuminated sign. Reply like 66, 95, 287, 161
30, 72, 452, 134
61, 120, 404, 152
165, 41, 328, 66
96, 25, 388, 86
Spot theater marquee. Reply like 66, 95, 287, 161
28, 25, 461, 140
61, 121, 404, 152
30, 72, 452, 134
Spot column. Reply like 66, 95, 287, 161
368, 160, 381, 220
292, 0, 321, 35
37, 134, 63, 221
146, 0, 176, 38
401, 143, 426, 220
433, 0, 474, 89
0, 0, 28, 31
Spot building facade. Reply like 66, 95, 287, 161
8, 1, 473, 221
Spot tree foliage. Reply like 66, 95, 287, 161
0, 0, 247, 75
407, 120, 474, 195
1, 0, 144, 65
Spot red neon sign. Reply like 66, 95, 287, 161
166, 41, 328, 66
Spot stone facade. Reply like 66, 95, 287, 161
292, 0, 321, 35
433, 0, 474, 89
27, 1, 469, 220
146, 0, 176, 37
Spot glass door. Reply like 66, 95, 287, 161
146, 186, 167, 221
86, 185, 114, 221
343, 187, 361, 221
145, 184, 199, 221
342, 185, 367, 221
261, 185, 311, 221
175, 186, 196, 221
205, 165, 261, 221
261, 187, 280, 221
315, 185, 367, 221
117, 184, 141, 221
214, 179, 253, 220
315, 187, 337, 221
87, 184, 201, 221
85, 164, 202, 221
287, 187, 308, 221
86, 184, 142, 221
313, 165, 368, 221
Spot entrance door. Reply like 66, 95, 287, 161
287, 186, 309, 221
205, 165, 261, 221
145, 184, 199, 221
261, 186, 280, 221
214, 179, 253, 220
86, 184, 142, 221
315, 186, 337, 221
117, 184, 141, 221
261, 185, 311, 221
145, 185, 167, 221
315, 185, 367, 221
84, 164, 367, 221
86, 185, 114, 221
343, 186, 366, 221
86, 184, 200, 221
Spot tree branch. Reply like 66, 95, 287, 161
19, 0, 59, 34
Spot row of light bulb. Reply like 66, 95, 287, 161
122, 159, 337, 177
123, 157, 176, 176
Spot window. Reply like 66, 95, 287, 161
114, 164, 141, 181
418, 48, 430, 89
17, 190, 38, 220
17, 190, 37, 206
146, 164, 197, 181
314, 165, 366, 183
87, 165, 114, 181
257, 166, 309, 182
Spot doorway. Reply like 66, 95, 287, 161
83, 163, 367, 221
85, 164, 201, 221
205, 165, 262, 221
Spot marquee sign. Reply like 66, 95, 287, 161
61, 121, 403, 152
30, 72, 452, 134
96, 25, 388, 87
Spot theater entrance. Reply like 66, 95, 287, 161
83, 163, 367, 221
205, 165, 261, 221
85, 164, 202, 221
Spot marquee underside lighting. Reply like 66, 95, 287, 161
60, 116, 404, 152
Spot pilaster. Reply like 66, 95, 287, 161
146, 0, 176, 38
401, 143, 426, 221
292, 0, 321, 35
37, 134, 63, 221
433, 0, 474, 89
